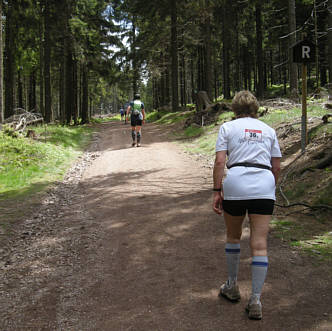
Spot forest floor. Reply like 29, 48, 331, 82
0, 119, 331, 330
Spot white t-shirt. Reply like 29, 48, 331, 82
215, 117, 282, 200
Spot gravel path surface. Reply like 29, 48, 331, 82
0, 121, 331, 330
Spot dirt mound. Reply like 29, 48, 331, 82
276, 117, 332, 210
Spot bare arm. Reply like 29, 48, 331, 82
212, 151, 227, 214
271, 157, 281, 185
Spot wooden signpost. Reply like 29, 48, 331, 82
292, 40, 316, 152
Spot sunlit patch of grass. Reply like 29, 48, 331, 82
294, 234, 332, 260
270, 218, 332, 262
309, 123, 332, 140
156, 110, 194, 124
33, 124, 93, 149
91, 115, 119, 123
217, 111, 233, 122
184, 126, 204, 138
0, 124, 93, 196
146, 110, 166, 122
261, 104, 327, 127
265, 84, 288, 97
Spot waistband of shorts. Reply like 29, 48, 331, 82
227, 162, 271, 171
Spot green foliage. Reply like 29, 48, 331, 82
146, 111, 167, 122
283, 182, 307, 201
184, 126, 204, 138
265, 84, 287, 98
314, 184, 332, 206
217, 111, 233, 122
260, 105, 327, 127
0, 125, 93, 196
147, 110, 194, 124
309, 123, 332, 140
271, 219, 332, 262
2, 125, 21, 138
91, 115, 120, 123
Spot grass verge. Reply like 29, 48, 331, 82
0, 124, 94, 230
271, 218, 332, 262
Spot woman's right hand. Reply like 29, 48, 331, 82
213, 191, 223, 215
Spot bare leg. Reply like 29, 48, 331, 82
223, 212, 246, 243
131, 126, 136, 146
248, 214, 270, 256
136, 125, 142, 146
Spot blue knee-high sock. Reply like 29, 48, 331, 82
131, 130, 136, 141
225, 243, 241, 284
251, 256, 268, 300
137, 131, 141, 143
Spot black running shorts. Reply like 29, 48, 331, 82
131, 114, 142, 127
222, 199, 275, 216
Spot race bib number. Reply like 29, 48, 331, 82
245, 129, 262, 141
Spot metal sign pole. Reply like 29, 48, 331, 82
301, 63, 307, 152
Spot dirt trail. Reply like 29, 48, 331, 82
1, 121, 331, 330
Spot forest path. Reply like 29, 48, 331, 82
1, 121, 331, 330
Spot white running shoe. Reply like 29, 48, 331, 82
218, 281, 241, 302
246, 295, 262, 320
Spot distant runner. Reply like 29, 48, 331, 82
126, 94, 145, 147
120, 106, 125, 121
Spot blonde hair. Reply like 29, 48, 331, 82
231, 90, 259, 118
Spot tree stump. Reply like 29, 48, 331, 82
184, 90, 232, 127
196, 91, 212, 112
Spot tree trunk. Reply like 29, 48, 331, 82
81, 63, 89, 124
270, 50, 274, 86
165, 51, 171, 104
65, 46, 73, 124
17, 69, 23, 109
0, 1, 3, 123
189, 58, 194, 104
44, 0, 52, 122
29, 69, 36, 111
197, 46, 202, 91
39, 3, 44, 117
132, 20, 138, 96
59, 58, 65, 124
318, 8, 328, 87
170, 0, 179, 112
234, 9, 240, 91
182, 54, 187, 106
72, 59, 78, 125
256, 3, 264, 98
203, 1, 213, 100
329, 0, 332, 85
222, 2, 231, 99
160, 57, 166, 106
288, 0, 298, 98
4, 1, 15, 119
180, 54, 184, 106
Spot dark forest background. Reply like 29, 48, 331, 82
0, 0, 331, 124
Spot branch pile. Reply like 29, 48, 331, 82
3, 109, 44, 132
